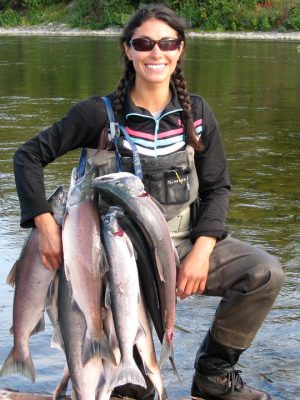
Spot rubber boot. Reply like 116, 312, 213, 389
191, 331, 271, 399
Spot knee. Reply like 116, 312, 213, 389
267, 254, 284, 295
236, 249, 284, 298
255, 252, 284, 298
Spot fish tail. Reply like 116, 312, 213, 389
82, 331, 116, 366
110, 360, 146, 391
159, 335, 181, 383
51, 323, 64, 351
0, 349, 35, 382
53, 363, 70, 399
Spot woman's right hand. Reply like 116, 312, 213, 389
34, 213, 62, 271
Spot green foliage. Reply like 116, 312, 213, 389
67, 0, 134, 29
284, 3, 300, 29
0, 0, 299, 31
0, 0, 12, 11
0, 7, 21, 25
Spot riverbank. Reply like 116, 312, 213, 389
0, 23, 300, 41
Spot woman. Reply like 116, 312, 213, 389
14, 4, 284, 400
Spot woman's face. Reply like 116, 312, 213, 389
124, 18, 184, 88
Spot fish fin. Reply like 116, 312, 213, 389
71, 298, 82, 313
96, 369, 106, 394
71, 389, 77, 400
154, 248, 165, 282
159, 335, 181, 382
104, 285, 111, 308
159, 387, 168, 400
45, 276, 57, 309
82, 331, 116, 366
173, 245, 180, 273
136, 350, 151, 377
6, 261, 18, 287
110, 360, 146, 391
64, 261, 71, 282
136, 322, 146, 343
0, 349, 35, 382
51, 323, 65, 351
53, 363, 70, 399
100, 243, 109, 274
31, 315, 45, 335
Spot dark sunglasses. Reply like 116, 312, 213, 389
128, 38, 181, 52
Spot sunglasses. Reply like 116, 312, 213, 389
128, 38, 181, 52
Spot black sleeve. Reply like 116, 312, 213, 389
13, 96, 107, 228
190, 97, 231, 240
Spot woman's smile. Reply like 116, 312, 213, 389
124, 18, 183, 87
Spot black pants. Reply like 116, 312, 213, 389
175, 235, 284, 350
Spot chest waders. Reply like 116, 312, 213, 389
76, 97, 199, 238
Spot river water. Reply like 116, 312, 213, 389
0, 35, 299, 400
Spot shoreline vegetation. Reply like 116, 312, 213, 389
1, 23, 300, 40
0, 1, 300, 40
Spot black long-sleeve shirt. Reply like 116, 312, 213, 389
14, 88, 231, 240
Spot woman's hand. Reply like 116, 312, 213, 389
34, 213, 62, 271
176, 236, 216, 300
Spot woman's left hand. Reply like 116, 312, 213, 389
176, 236, 216, 300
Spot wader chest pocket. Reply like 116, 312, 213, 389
144, 168, 191, 204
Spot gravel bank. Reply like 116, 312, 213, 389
0, 23, 300, 41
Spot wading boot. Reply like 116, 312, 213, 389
191, 332, 271, 400
191, 370, 271, 399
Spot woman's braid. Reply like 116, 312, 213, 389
172, 64, 204, 152
113, 63, 134, 116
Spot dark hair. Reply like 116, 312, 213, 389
113, 4, 203, 152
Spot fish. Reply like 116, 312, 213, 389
0, 185, 67, 382
117, 211, 164, 344
62, 167, 115, 366
101, 206, 146, 391
93, 172, 177, 370
54, 266, 104, 400
136, 291, 168, 400
96, 304, 121, 400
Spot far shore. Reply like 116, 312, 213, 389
1, 23, 300, 41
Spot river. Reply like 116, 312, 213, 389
0, 35, 299, 399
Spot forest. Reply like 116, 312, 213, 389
0, 0, 300, 31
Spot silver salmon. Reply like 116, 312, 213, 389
96, 305, 121, 400
93, 172, 177, 370
136, 291, 168, 400
0, 186, 67, 382
101, 206, 146, 391
54, 266, 104, 400
62, 167, 114, 366
117, 212, 164, 343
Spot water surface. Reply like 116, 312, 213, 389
0, 35, 299, 399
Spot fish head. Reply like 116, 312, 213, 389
67, 166, 95, 206
93, 172, 144, 199
48, 186, 67, 225
102, 206, 125, 236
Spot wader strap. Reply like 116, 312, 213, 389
102, 96, 143, 179
102, 96, 123, 173
118, 125, 143, 179
76, 147, 87, 180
